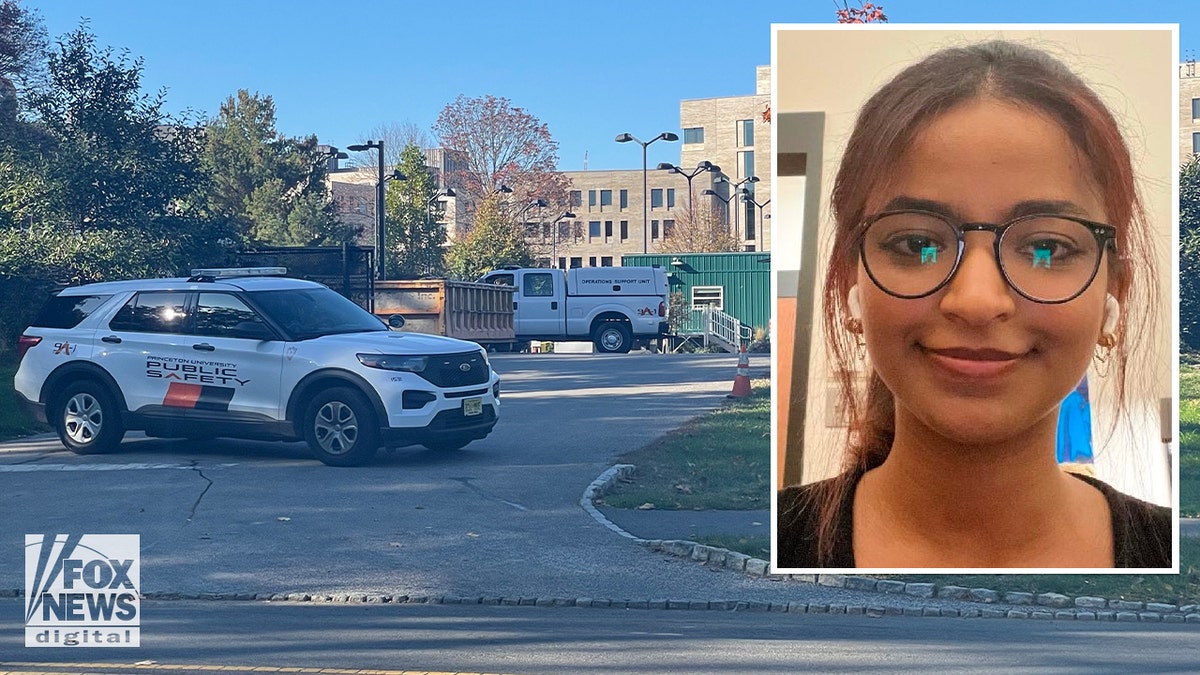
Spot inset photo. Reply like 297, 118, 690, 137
770, 25, 1177, 572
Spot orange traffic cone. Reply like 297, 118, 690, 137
728, 344, 752, 399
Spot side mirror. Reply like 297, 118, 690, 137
387, 314, 406, 329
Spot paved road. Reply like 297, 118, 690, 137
1, 600, 1197, 675
2, 353, 873, 607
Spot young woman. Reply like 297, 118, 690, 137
777, 40, 1171, 569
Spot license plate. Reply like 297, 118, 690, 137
463, 397, 483, 416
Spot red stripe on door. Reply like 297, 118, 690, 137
163, 382, 202, 408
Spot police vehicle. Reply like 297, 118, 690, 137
13, 268, 500, 466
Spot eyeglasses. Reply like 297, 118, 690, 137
859, 210, 1117, 304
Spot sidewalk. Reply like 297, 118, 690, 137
595, 505, 769, 541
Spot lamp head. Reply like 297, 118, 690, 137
660, 132, 680, 142
656, 162, 677, 171
614, 133, 634, 143
562, 211, 576, 219
443, 187, 456, 197
701, 189, 716, 196
747, 176, 760, 183
346, 144, 368, 152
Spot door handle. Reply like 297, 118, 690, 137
551, 301, 558, 310
513, 302, 518, 310
101, 336, 122, 344
193, 343, 215, 352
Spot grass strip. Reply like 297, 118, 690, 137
601, 379, 770, 511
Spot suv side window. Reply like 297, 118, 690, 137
523, 273, 554, 297
109, 292, 190, 334
31, 295, 112, 328
194, 293, 268, 338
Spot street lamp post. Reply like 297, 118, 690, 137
615, 131, 679, 254
346, 140, 389, 279
656, 161, 720, 216
741, 194, 771, 250
550, 210, 575, 268
715, 175, 759, 240
700, 188, 733, 228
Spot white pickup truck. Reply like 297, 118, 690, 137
478, 267, 669, 353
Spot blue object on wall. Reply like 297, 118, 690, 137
1056, 376, 1092, 464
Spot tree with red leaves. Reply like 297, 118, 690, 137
835, 0, 888, 24
432, 94, 567, 214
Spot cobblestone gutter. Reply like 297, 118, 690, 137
585, 464, 1200, 623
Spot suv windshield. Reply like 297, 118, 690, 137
249, 288, 386, 340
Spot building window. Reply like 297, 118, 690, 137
588, 220, 601, 238
692, 286, 724, 310
651, 220, 660, 239
620, 220, 628, 240
1193, 98, 1200, 119
683, 127, 704, 144
737, 119, 754, 147
744, 201, 756, 240
600, 189, 612, 207
601, 256, 613, 267
573, 221, 584, 242
588, 190, 597, 207
666, 188, 675, 209
651, 188, 663, 208
604, 220, 613, 237
569, 191, 582, 207
738, 150, 755, 179
557, 257, 566, 269
663, 219, 675, 239
1194, 132, 1200, 155
588, 256, 597, 267
619, 189, 628, 209
570, 256, 582, 269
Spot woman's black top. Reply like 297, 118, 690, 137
776, 471, 1172, 568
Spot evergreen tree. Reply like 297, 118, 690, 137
385, 143, 445, 278
1181, 155, 1200, 351
203, 89, 351, 247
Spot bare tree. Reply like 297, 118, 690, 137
657, 203, 740, 254
347, 120, 431, 170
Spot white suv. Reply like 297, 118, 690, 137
13, 269, 500, 466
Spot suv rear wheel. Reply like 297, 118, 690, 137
55, 381, 124, 454
303, 387, 380, 467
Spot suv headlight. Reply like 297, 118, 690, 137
357, 353, 427, 372
478, 348, 490, 367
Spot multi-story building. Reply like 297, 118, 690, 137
679, 65, 772, 252
542, 168, 692, 268
1181, 58, 1200, 159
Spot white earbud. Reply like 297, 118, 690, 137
848, 285, 862, 321
1102, 293, 1119, 335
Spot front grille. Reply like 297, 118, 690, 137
417, 351, 490, 388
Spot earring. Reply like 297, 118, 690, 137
1093, 333, 1115, 377
845, 285, 865, 356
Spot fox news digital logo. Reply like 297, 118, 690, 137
24, 534, 140, 647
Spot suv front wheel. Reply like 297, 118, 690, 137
303, 387, 380, 467
55, 381, 125, 454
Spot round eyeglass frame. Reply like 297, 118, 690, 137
857, 209, 1118, 304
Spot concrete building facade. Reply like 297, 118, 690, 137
1181, 59, 1200, 160
679, 65, 772, 251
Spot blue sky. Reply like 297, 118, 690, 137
26, 1, 1200, 172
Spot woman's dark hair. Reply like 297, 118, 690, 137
815, 39, 1156, 564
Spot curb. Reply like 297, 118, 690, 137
583, 463, 1200, 624
1, 587, 1197, 622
